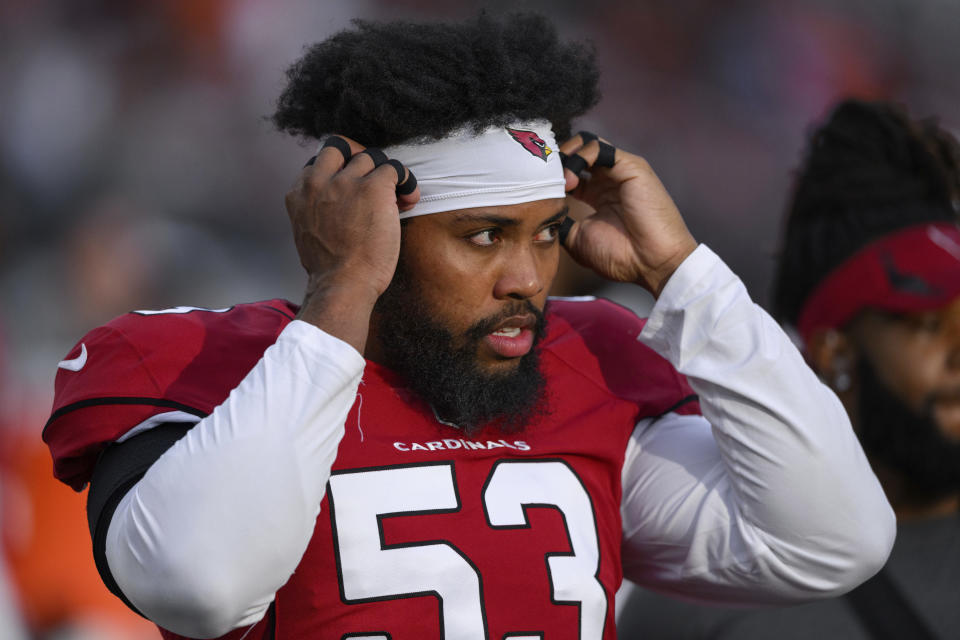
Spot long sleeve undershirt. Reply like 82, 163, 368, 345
105, 245, 895, 638
621, 245, 893, 604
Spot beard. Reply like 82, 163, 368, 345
373, 260, 548, 435
856, 356, 960, 502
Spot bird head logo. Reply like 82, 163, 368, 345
506, 128, 552, 161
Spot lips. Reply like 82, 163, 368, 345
933, 396, 960, 441
482, 314, 536, 358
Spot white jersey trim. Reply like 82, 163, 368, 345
115, 411, 202, 443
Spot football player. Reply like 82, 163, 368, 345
44, 15, 894, 640
619, 100, 960, 639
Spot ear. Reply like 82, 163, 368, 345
806, 328, 857, 392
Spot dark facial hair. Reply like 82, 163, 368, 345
373, 259, 548, 435
856, 356, 960, 503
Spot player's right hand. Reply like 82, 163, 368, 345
285, 135, 419, 305
285, 135, 419, 352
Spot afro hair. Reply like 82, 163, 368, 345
271, 12, 600, 147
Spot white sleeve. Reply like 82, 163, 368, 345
105, 320, 365, 638
620, 244, 895, 605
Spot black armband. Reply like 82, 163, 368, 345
87, 422, 194, 616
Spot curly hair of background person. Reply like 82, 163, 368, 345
773, 99, 960, 325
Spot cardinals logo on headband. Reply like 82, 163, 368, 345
506, 128, 552, 161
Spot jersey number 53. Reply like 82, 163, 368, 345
327, 459, 608, 639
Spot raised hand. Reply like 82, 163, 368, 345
559, 132, 697, 297
285, 135, 419, 352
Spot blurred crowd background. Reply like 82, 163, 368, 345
1, 0, 959, 638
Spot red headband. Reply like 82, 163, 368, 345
797, 222, 960, 344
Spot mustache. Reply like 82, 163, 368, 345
923, 387, 960, 411
465, 299, 547, 341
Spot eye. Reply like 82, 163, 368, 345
467, 229, 500, 246
895, 311, 942, 333
534, 222, 562, 243
913, 313, 942, 333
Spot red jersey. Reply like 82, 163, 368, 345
44, 298, 698, 639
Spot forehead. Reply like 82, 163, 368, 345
411, 198, 567, 229
858, 296, 960, 333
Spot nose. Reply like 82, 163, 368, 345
493, 244, 546, 301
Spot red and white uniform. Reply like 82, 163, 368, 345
43, 246, 895, 640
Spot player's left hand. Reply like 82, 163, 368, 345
558, 133, 697, 297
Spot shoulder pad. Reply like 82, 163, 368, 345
43, 300, 297, 490
544, 297, 699, 417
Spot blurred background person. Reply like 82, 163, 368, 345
2, 1, 960, 637
618, 98, 960, 639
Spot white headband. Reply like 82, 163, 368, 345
320, 120, 566, 219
